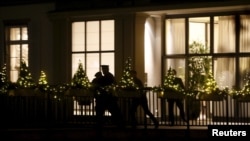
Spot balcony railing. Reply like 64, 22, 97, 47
1, 88, 250, 129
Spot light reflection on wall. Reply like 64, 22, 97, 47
144, 17, 161, 87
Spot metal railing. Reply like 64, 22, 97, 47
1, 88, 250, 129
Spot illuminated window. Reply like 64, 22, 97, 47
165, 15, 250, 89
72, 20, 115, 81
72, 20, 115, 116
5, 24, 29, 82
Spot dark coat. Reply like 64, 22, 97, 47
173, 77, 185, 90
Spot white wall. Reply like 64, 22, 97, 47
144, 16, 162, 87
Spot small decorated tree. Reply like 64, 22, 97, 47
155, 67, 185, 98
118, 57, 137, 89
37, 70, 50, 93
163, 67, 185, 93
0, 64, 9, 94
71, 62, 92, 89
16, 60, 35, 89
116, 57, 141, 97
202, 72, 220, 94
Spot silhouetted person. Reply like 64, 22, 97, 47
129, 70, 159, 128
94, 65, 124, 129
167, 69, 186, 126
92, 71, 103, 98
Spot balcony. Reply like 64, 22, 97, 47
1, 87, 250, 140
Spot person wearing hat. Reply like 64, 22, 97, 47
95, 65, 124, 129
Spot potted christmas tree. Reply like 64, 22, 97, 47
14, 60, 36, 96
66, 62, 93, 105
117, 57, 141, 97
36, 70, 50, 95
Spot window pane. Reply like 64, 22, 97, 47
239, 57, 250, 88
101, 53, 114, 75
72, 22, 85, 52
101, 20, 114, 50
214, 57, 235, 89
214, 16, 235, 53
165, 58, 185, 82
189, 17, 210, 54
22, 27, 28, 40
166, 18, 185, 54
72, 54, 85, 77
10, 69, 18, 82
86, 53, 100, 81
10, 57, 19, 71
22, 44, 29, 65
10, 44, 20, 70
10, 44, 20, 58
214, 17, 219, 53
10, 45, 20, 82
86, 21, 99, 51
240, 15, 250, 52
10, 28, 21, 41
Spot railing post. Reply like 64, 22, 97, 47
185, 96, 190, 139
226, 94, 229, 125
160, 98, 166, 121
46, 92, 52, 128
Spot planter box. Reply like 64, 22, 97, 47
65, 89, 94, 97
158, 90, 185, 99
237, 95, 250, 102
66, 89, 94, 105
9, 89, 38, 96
199, 94, 225, 101
116, 89, 141, 98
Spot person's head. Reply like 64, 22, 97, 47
95, 71, 102, 78
101, 65, 109, 75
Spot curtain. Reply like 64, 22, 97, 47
215, 58, 235, 89
240, 15, 250, 52
216, 16, 235, 53
239, 15, 250, 88
166, 18, 185, 54
215, 16, 236, 89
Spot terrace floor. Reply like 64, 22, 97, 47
4, 125, 209, 141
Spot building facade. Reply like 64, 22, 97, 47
1, 0, 250, 91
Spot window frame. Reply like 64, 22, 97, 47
71, 19, 115, 81
4, 20, 30, 82
164, 12, 250, 89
